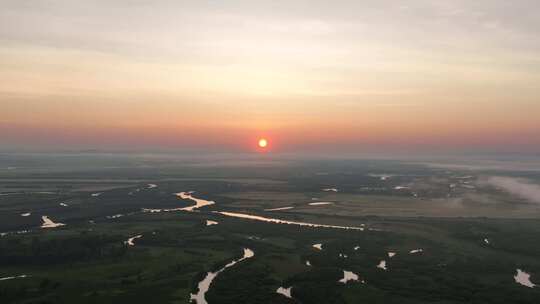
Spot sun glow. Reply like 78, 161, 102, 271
258, 138, 268, 148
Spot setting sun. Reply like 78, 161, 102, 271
258, 138, 268, 148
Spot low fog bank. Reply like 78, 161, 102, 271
481, 176, 540, 204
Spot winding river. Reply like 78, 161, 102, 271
144, 192, 364, 231
142, 192, 215, 213
215, 212, 364, 231
177, 192, 215, 211
0, 274, 28, 281
96, 191, 366, 302
264, 206, 294, 211
125, 235, 142, 246
190, 248, 254, 304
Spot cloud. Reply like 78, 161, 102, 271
481, 176, 540, 204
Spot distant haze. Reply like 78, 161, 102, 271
482, 176, 540, 204
1, 1, 539, 153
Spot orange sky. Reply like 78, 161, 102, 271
1, 1, 539, 153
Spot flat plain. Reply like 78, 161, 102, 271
1, 153, 539, 303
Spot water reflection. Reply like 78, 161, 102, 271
41, 216, 65, 228
216, 212, 364, 231
514, 269, 536, 288
190, 248, 254, 304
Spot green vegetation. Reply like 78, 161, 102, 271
1, 154, 539, 303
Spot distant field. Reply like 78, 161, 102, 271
221, 191, 540, 218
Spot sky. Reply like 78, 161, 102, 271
1, 0, 539, 154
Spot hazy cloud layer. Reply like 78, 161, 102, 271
482, 176, 540, 204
